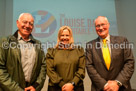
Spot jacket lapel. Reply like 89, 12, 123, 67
9, 35, 22, 63
8, 34, 26, 85
109, 35, 116, 70
95, 37, 108, 70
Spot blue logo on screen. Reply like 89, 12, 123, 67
32, 10, 57, 38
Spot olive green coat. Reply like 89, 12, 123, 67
46, 47, 85, 87
0, 31, 46, 91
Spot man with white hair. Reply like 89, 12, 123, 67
86, 16, 134, 91
0, 13, 46, 91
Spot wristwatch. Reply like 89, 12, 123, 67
71, 82, 75, 86
115, 80, 122, 87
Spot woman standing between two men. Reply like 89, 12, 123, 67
46, 26, 85, 91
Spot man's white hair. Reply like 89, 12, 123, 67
18, 13, 33, 21
94, 16, 109, 24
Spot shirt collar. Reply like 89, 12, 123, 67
99, 34, 110, 42
17, 32, 32, 42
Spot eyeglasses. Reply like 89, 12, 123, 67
95, 23, 108, 28
21, 20, 34, 26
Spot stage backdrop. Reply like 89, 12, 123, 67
13, 0, 118, 51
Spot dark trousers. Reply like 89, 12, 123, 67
25, 81, 30, 91
48, 85, 84, 91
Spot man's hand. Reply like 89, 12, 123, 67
104, 80, 119, 91
25, 86, 35, 91
62, 83, 74, 91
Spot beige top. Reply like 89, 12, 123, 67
18, 33, 36, 82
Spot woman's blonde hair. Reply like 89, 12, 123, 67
55, 26, 74, 48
